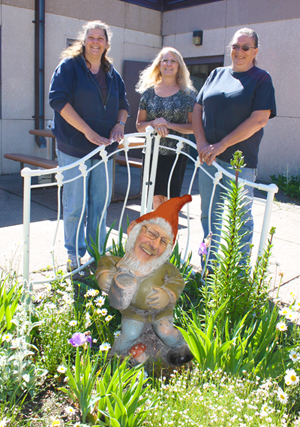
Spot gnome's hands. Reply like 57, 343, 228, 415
96, 269, 117, 294
147, 287, 170, 310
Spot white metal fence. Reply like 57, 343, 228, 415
21, 126, 278, 284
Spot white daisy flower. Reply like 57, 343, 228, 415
84, 289, 99, 298
57, 365, 67, 374
100, 308, 108, 316
95, 295, 106, 307
276, 321, 288, 331
35, 294, 44, 302
289, 350, 300, 362
286, 311, 297, 322
2, 333, 12, 342
99, 342, 111, 352
277, 388, 288, 404
105, 315, 113, 322
10, 337, 24, 349
45, 283, 52, 292
69, 320, 77, 327
294, 300, 300, 311
285, 369, 299, 386
65, 406, 76, 414
0, 417, 9, 427
279, 308, 290, 316
62, 293, 73, 304
114, 330, 121, 337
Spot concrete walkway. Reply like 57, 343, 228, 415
0, 163, 299, 306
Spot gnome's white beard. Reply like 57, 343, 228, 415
116, 221, 173, 278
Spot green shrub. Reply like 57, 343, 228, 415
271, 167, 300, 201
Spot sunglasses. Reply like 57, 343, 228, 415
231, 44, 256, 52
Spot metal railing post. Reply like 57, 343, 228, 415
140, 127, 155, 216
258, 183, 278, 256
22, 169, 32, 282
145, 132, 160, 213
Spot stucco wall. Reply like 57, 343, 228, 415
1, 0, 300, 181
0, 2, 161, 174
162, 0, 300, 182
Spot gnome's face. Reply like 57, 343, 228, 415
133, 222, 171, 263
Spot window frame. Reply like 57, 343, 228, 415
118, 0, 223, 11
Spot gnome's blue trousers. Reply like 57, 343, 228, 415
111, 315, 185, 354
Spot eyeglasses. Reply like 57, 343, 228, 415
161, 59, 177, 65
231, 44, 256, 52
142, 225, 170, 249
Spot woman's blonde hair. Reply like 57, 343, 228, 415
60, 20, 113, 71
136, 47, 194, 93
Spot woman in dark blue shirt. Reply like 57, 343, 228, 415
49, 20, 129, 271
193, 27, 276, 265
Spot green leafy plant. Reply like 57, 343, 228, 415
60, 345, 156, 426
95, 358, 157, 426
271, 165, 300, 201
178, 300, 289, 378
0, 273, 22, 334
205, 173, 274, 324
59, 344, 103, 423
34, 280, 78, 375
0, 287, 47, 404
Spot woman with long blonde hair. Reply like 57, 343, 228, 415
136, 47, 196, 210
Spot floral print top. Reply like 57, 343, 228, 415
139, 87, 197, 155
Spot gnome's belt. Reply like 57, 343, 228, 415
121, 304, 173, 323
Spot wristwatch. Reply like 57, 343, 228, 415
117, 121, 125, 127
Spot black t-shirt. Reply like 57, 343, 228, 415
197, 66, 276, 168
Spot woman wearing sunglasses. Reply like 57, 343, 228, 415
193, 27, 276, 265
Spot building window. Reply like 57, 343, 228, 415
119, 0, 223, 11
67, 38, 76, 47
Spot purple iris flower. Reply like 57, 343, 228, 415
198, 243, 208, 256
69, 332, 92, 348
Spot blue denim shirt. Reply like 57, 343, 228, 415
49, 55, 129, 158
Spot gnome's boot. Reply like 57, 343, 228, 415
167, 345, 194, 366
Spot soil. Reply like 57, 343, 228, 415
18, 384, 81, 426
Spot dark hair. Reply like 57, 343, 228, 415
230, 27, 259, 65
60, 20, 112, 72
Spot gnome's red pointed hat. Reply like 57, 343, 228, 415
134, 194, 192, 244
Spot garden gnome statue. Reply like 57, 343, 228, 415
96, 195, 193, 366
